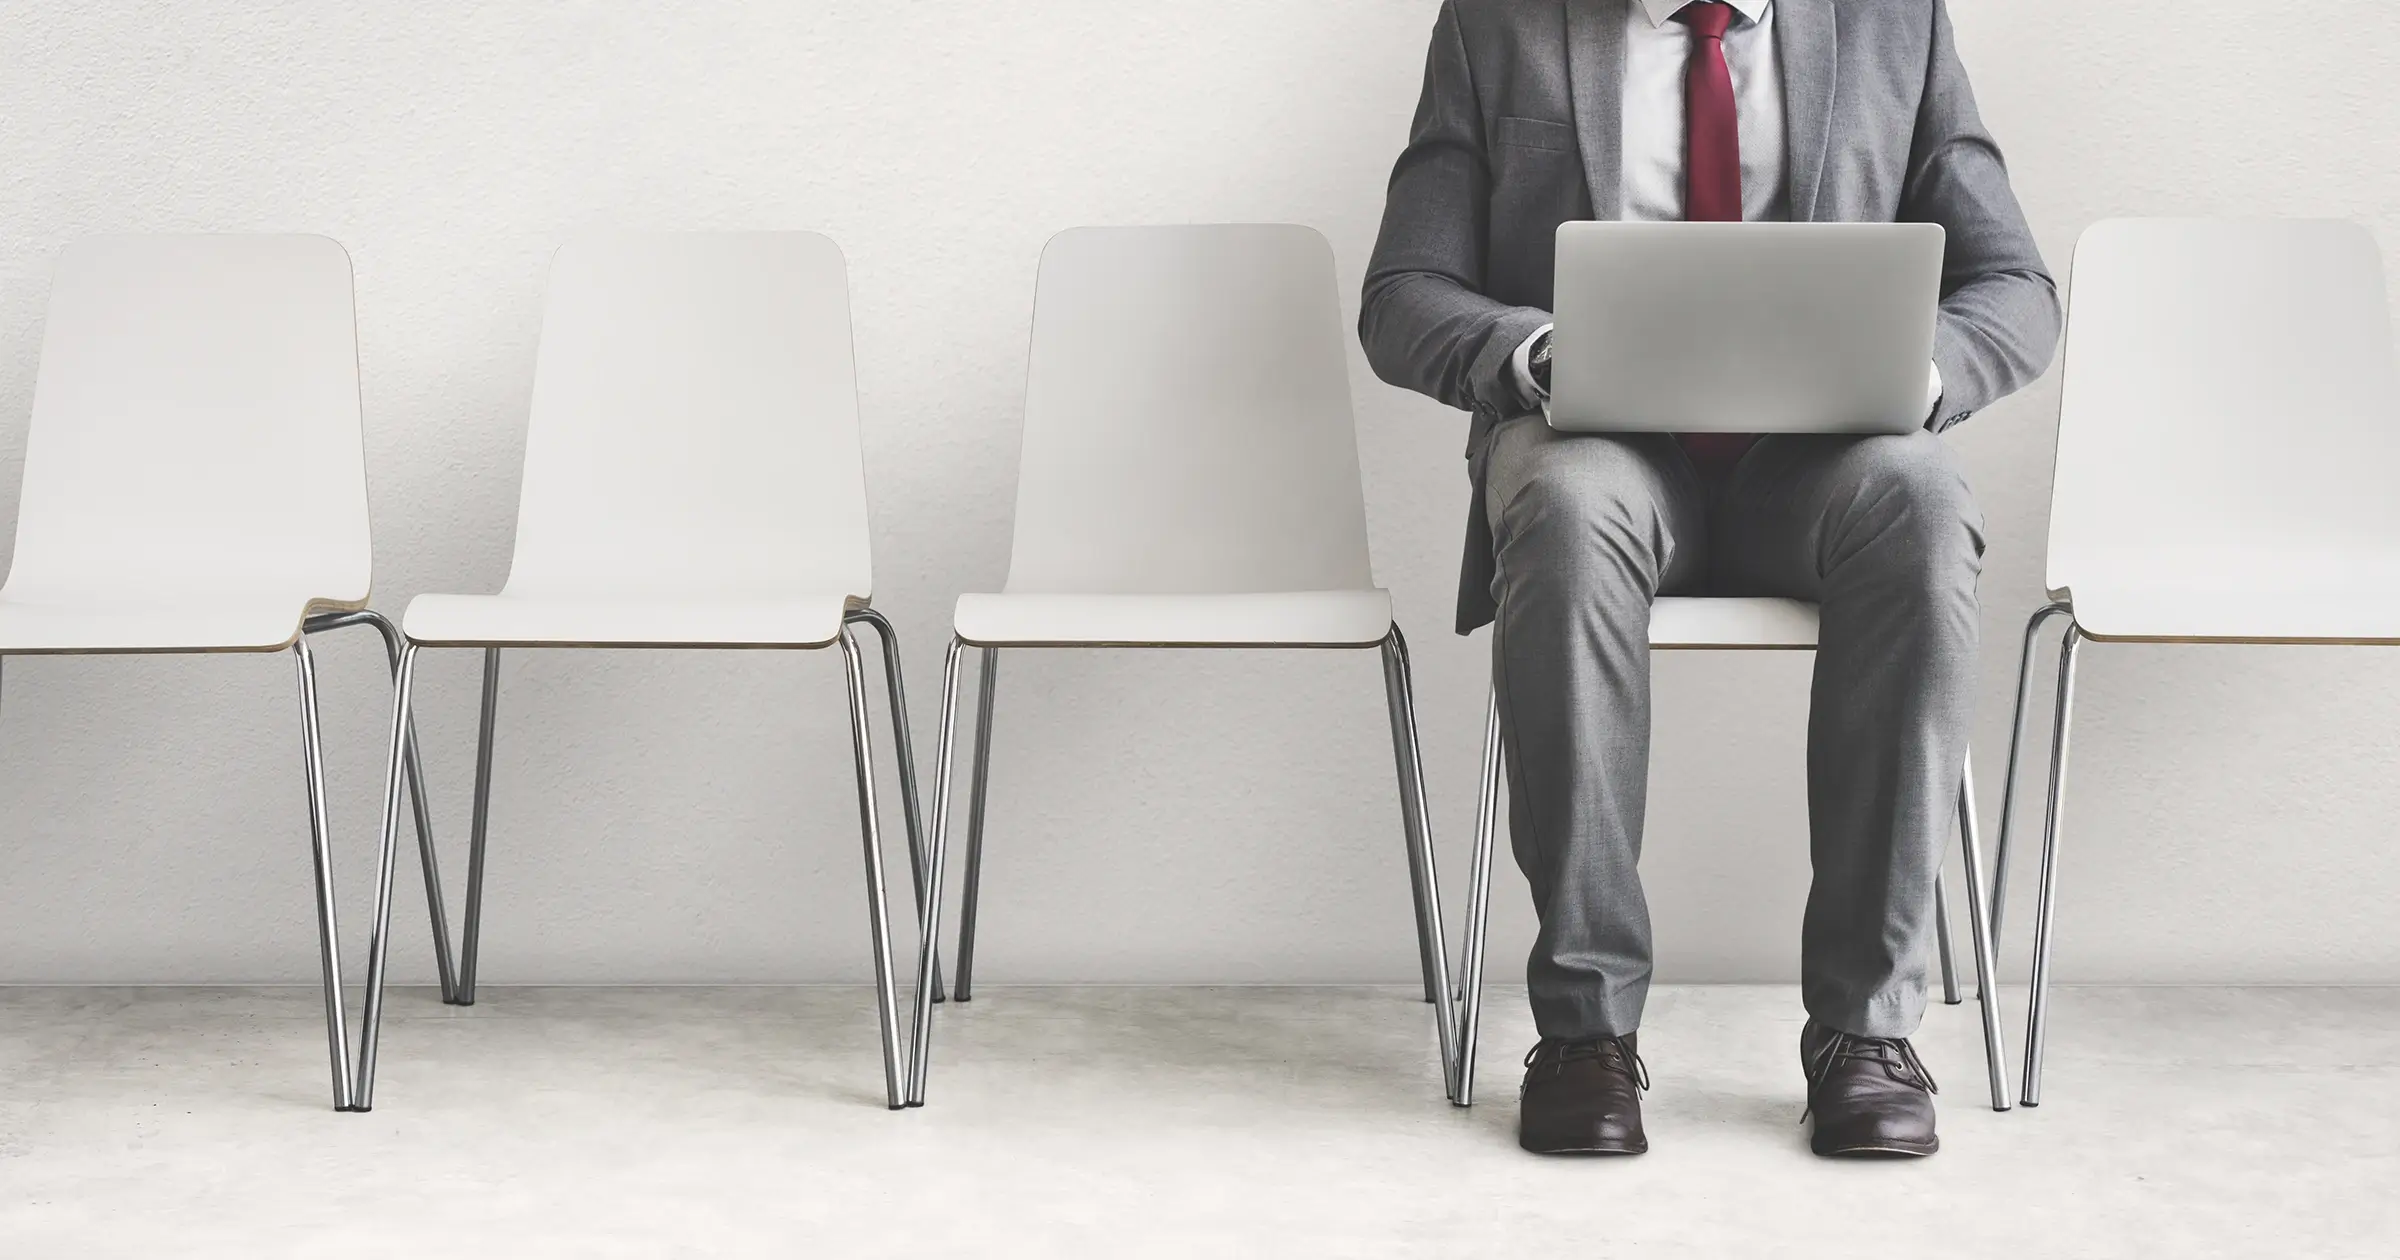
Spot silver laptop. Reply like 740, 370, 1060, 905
1547, 222, 1946, 434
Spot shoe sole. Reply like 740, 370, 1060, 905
1520, 1136, 1649, 1157
1811, 1136, 1939, 1159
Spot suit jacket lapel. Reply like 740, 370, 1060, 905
1779, 0, 1838, 222
1566, 0, 1626, 220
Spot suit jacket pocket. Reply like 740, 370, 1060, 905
1494, 115, 1574, 153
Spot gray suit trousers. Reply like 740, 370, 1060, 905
1480, 416, 1985, 1041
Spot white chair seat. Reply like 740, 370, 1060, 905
1649, 597, 1820, 649
2067, 583, 2400, 644
402, 592, 851, 649
0, 594, 331, 653
945, 593, 1815, 650
953, 589, 1394, 647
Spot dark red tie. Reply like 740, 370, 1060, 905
1673, 2, 1743, 223
1671, 1, 1757, 469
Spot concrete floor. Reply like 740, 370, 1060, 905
0, 986, 2394, 1257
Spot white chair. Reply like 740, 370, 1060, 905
0, 234, 448, 1112
349, 232, 929, 1111
1993, 219, 2400, 1106
1449, 598, 2016, 1112
902, 225, 1458, 1107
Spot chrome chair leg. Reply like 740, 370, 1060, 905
303, 611, 456, 1003
1380, 628, 1461, 1097
290, 638, 356, 1112
317, 609, 457, 1004
908, 638, 971, 1106
838, 627, 906, 1110
1380, 631, 1447, 1009
455, 647, 501, 1005
1452, 686, 1502, 1107
352, 642, 421, 1111
2022, 623, 2083, 1107
953, 647, 998, 1002
1933, 869, 1962, 1006
1957, 752, 2012, 1112
849, 609, 943, 1004
1993, 602, 2074, 946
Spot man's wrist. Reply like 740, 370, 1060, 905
1512, 323, 1556, 410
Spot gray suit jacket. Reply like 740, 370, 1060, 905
1360, 0, 2062, 633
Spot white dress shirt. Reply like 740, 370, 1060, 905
1515, 0, 1943, 419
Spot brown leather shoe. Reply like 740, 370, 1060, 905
1801, 1020, 1940, 1158
1519, 1034, 1648, 1156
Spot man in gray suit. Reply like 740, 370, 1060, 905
1361, 0, 2059, 1158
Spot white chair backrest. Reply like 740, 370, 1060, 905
1001, 224, 1376, 595
501, 232, 872, 601
3, 234, 370, 606
2049, 219, 2400, 598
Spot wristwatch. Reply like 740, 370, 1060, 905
1529, 330, 1554, 397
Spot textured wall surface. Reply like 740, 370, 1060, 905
0, 0, 2394, 985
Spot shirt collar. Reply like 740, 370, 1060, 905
1638, 0, 1772, 28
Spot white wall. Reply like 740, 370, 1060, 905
0, 0, 2394, 987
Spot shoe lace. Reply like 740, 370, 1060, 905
1806, 1032, 1939, 1096
1524, 1035, 1649, 1092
